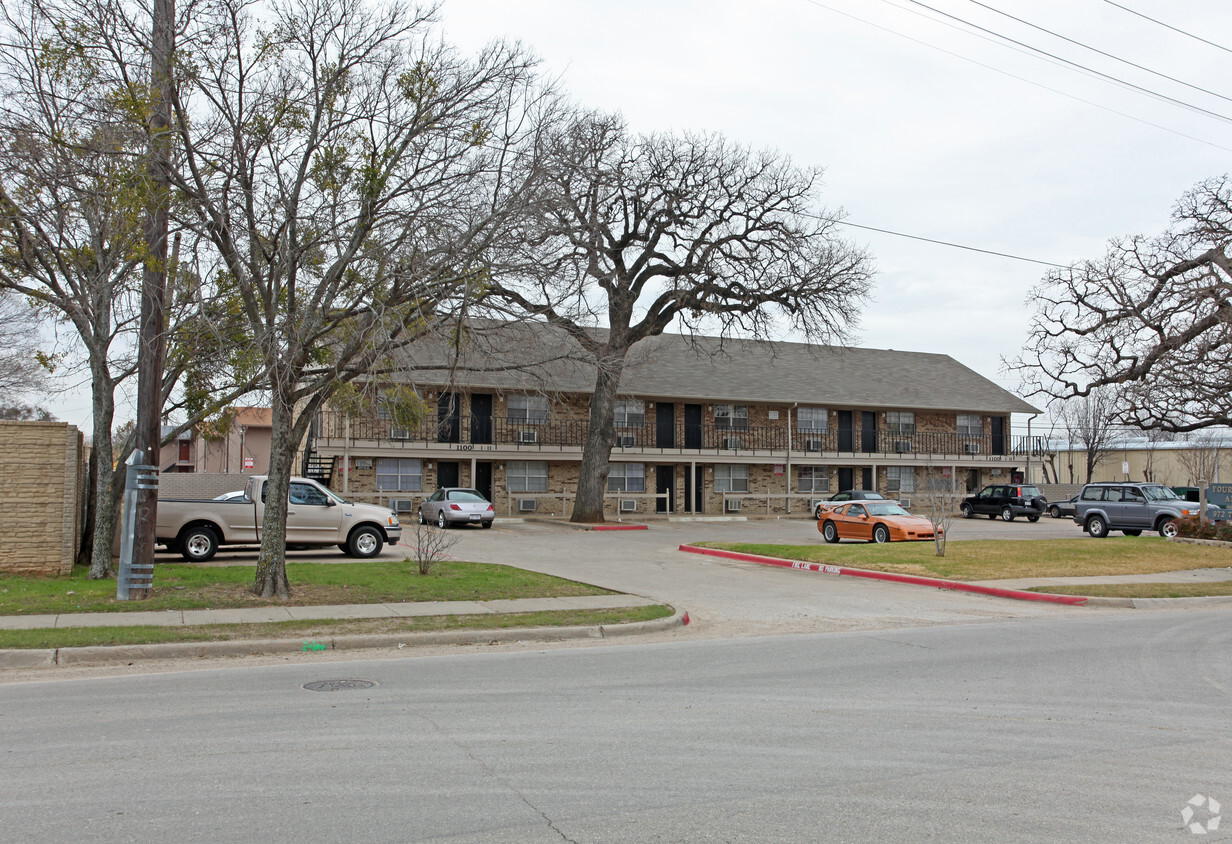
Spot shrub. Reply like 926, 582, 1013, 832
1174, 516, 1232, 541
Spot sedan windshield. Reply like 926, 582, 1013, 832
867, 503, 911, 516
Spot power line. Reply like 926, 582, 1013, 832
833, 219, 1067, 268
1102, 0, 1232, 56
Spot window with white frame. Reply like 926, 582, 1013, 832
797, 465, 830, 493
714, 464, 749, 493
886, 411, 916, 435
714, 404, 749, 431
607, 462, 646, 493
507, 394, 549, 424
614, 399, 645, 428
957, 414, 982, 436
507, 460, 549, 492
886, 466, 915, 493
797, 406, 829, 432
375, 458, 423, 491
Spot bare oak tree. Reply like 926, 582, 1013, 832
1013, 176, 1232, 433
487, 114, 873, 522
1058, 389, 1118, 484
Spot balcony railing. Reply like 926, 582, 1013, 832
311, 410, 1010, 457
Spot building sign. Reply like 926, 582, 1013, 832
243, 456, 254, 469
774, 464, 784, 476
1207, 483, 1232, 508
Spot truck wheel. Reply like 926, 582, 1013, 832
1086, 515, 1109, 538
346, 526, 383, 558
822, 521, 840, 544
179, 526, 219, 562
1157, 518, 1179, 538
1027, 515, 1040, 523
1001, 506, 1015, 522
1122, 529, 1142, 536
960, 503, 973, 519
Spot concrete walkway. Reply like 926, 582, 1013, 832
0, 594, 662, 631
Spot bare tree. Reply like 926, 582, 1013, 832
406, 520, 458, 575
1059, 389, 1117, 484
487, 113, 873, 522
1012, 176, 1232, 433
1176, 433, 1230, 486
0, 290, 47, 404
914, 465, 963, 556
170, 0, 547, 598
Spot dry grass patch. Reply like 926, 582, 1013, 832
1026, 582, 1232, 599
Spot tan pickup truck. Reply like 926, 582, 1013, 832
156, 475, 401, 562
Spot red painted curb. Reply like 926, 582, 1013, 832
591, 524, 649, 531
678, 544, 1089, 606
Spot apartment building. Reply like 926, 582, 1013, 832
303, 324, 1039, 517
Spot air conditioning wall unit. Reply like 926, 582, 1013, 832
898, 497, 912, 509
725, 498, 742, 512
618, 435, 638, 447
517, 430, 539, 444
389, 498, 418, 513
894, 440, 912, 453
518, 498, 536, 512
964, 442, 981, 454
620, 499, 637, 512
721, 436, 742, 450
803, 438, 824, 451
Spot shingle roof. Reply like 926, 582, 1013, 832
389, 321, 1039, 415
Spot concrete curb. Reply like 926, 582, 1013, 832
589, 524, 648, 531
0, 609, 685, 668
679, 544, 1091, 606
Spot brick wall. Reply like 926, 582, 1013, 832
0, 421, 85, 575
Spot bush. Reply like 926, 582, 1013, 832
1174, 516, 1232, 541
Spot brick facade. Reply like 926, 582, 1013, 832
0, 421, 86, 575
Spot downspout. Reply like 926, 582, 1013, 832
1026, 413, 1038, 484
786, 403, 796, 514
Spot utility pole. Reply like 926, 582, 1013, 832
129, 0, 176, 600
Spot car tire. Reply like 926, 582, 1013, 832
822, 521, 840, 544
1027, 515, 1040, 523
417, 509, 426, 525
871, 524, 890, 544
481, 520, 493, 529
179, 526, 219, 563
346, 525, 383, 558
437, 511, 448, 529
1158, 518, 1179, 538
1001, 506, 1015, 522
1123, 529, 1142, 536
814, 504, 824, 520
1048, 505, 1061, 519
960, 503, 973, 519
1086, 515, 1109, 538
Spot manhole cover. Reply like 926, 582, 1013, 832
302, 679, 377, 692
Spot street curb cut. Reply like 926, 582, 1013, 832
0, 608, 685, 668
589, 524, 648, 531
678, 545, 1091, 606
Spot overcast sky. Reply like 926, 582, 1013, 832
43, 0, 1232, 434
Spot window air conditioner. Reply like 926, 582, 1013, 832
518, 498, 536, 512
620, 499, 637, 512
390, 498, 417, 513
618, 435, 638, 447
517, 430, 539, 444
725, 498, 742, 512
803, 438, 824, 451
964, 442, 981, 454
721, 436, 742, 450
894, 440, 912, 453
898, 497, 911, 509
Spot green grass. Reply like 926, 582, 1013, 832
697, 537, 1232, 582
0, 560, 613, 616
0, 605, 674, 649
1024, 582, 1232, 599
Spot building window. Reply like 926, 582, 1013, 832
714, 404, 749, 431
375, 458, 423, 491
798, 466, 830, 493
714, 464, 749, 493
507, 394, 549, 424
607, 463, 646, 493
957, 414, 982, 436
614, 399, 645, 428
797, 406, 828, 432
887, 466, 915, 494
507, 460, 548, 492
886, 411, 916, 435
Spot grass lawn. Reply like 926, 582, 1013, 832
1025, 582, 1232, 599
698, 537, 1232, 582
0, 605, 674, 649
0, 560, 613, 616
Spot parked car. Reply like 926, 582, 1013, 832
959, 484, 1047, 522
817, 500, 940, 544
418, 488, 495, 528
1047, 495, 1079, 519
814, 490, 885, 520
1073, 482, 1200, 538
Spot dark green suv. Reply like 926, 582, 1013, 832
959, 484, 1047, 522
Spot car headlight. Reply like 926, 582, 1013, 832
388, 514, 400, 527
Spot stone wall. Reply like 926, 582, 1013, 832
0, 421, 85, 575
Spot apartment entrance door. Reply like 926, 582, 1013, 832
655, 465, 674, 513
437, 461, 460, 489
683, 465, 704, 513
475, 461, 493, 502
656, 403, 675, 448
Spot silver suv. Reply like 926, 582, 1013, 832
1072, 482, 1197, 538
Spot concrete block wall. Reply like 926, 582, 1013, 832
0, 421, 85, 575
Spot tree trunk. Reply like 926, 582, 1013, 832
87, 380, 117, 579
571, 358, 624, 523
253, 393, 295, 599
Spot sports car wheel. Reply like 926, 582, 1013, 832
871, 524, 890, 544
822, 521, 840, 544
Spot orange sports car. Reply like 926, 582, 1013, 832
817, 501, 941, 544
